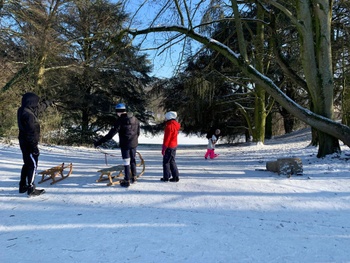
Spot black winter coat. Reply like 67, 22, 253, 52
17, 92, 50, 152
96, 112, 140, 149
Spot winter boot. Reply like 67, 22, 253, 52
19, 184, 28, 194
120, 180, 130, 187
160, 177, 169, 182
169, 177, 179, 182
28, 188, 45, 197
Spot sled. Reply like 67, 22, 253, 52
38, 163, 73, 185
96, 151, 145, 186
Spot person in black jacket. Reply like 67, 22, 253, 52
17, 92, 52, 197
94, 103, 140, 187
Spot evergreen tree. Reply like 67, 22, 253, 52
55, 0, 152, 144
0, 0, 152, 144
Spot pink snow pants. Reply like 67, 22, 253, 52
205, 149, 218, 159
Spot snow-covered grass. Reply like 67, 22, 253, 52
1, 128, 350, 263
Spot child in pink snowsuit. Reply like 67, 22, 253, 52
205, 129, 220, 159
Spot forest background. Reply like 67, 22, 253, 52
0, 0, 350, 158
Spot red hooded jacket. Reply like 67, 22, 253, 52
163, 119, 181, 148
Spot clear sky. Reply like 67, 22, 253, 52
121, 0, 200, 79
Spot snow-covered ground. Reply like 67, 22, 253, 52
1, 129, 350, 263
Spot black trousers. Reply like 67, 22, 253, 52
163, 147, 179, 180
121, 147, 137, 181
19, 142, 38, 188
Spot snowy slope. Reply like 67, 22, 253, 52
1, 129, 350, 263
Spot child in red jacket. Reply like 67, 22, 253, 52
161, 111, 181, 182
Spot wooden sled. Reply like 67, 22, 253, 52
38, 163, 73, 185
97, 151, 145, 186
96, 165, 124, 186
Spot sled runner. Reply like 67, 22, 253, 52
96, 151, 145, 186
38, 163, 73, 185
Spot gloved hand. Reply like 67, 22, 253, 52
41, 97, 54, 107
47, 100, 56, 107
32, 146, 40, 156
161, 145, 167, 156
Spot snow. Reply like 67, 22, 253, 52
1, 128, 350, 263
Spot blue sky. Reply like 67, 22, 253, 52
122, 0, 201, 79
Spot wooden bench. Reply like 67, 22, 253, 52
38, 163, 73, 185
96, 151, 145, 186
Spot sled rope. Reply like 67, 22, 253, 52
97, 148, 120, 165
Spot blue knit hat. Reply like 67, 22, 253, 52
115, 103, 126, 112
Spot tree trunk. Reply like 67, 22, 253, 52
310, 127, 318, 146
296, 0, 340, 156
81, 108, 90, 144
280, 107, 295, 134
265, 110, 272, 139
252, 2, 267, 143
317, 132, 340, 158
254, 85, 266, 143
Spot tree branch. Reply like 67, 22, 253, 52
124, 25, 350, 147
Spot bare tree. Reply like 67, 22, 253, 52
123, 0, 349, 157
